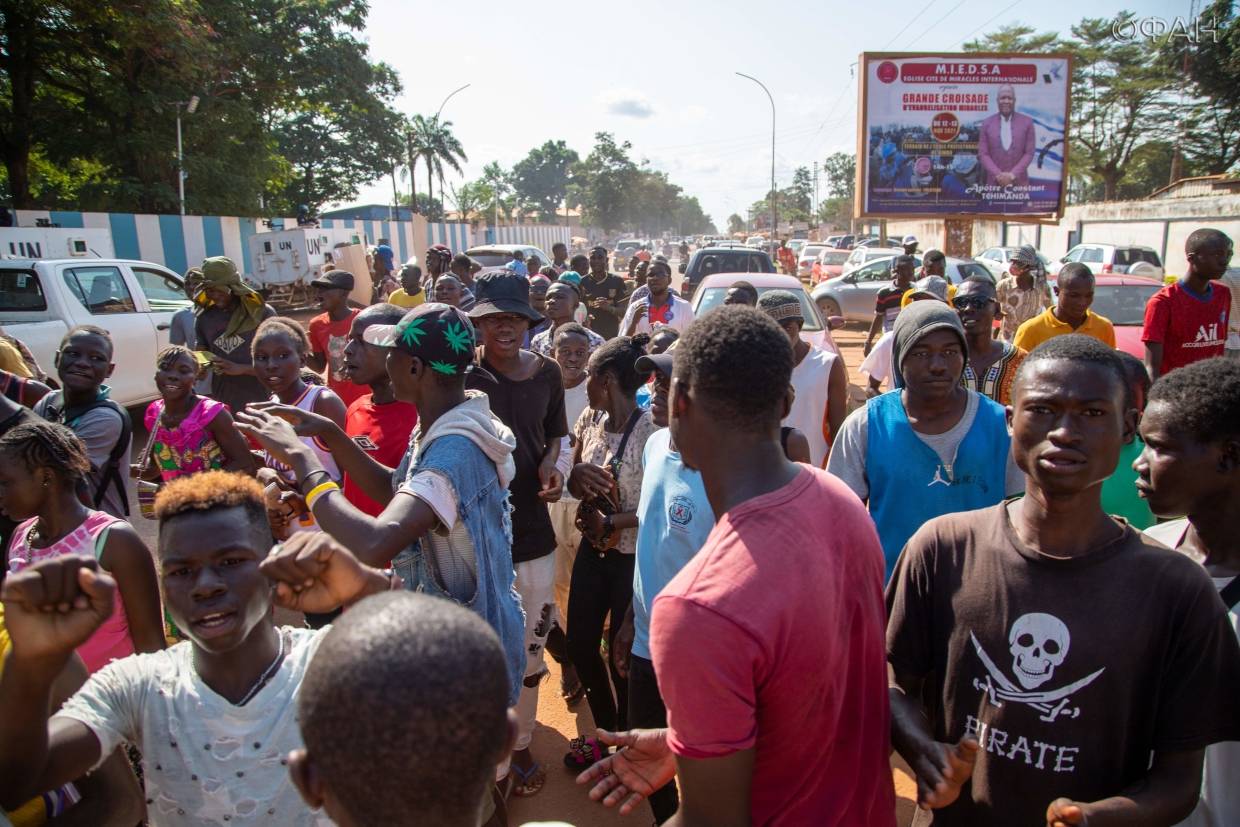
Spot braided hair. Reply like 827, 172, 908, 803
589, 334, 652, 396
0, 421, 91, 484
156, 344, 197, 371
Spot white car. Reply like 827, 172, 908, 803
1050, 244, 1165, 279
842, 246, 901, 272
975, 246, 1053, 280
0, 258, 189, 406
796, 244, 831, 279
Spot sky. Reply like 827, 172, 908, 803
343, 0, 1191, 229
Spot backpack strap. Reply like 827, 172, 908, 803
44, 393, 132, 516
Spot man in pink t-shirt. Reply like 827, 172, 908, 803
577, 306, 895, 826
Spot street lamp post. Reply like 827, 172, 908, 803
174, 96, 199, 216
736, 73, 775, 239
435, 84, 471, 120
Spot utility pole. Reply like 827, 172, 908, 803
813, 160, 819, 233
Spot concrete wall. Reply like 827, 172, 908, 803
879, 193, 1240, 277
13, 209, 572, 277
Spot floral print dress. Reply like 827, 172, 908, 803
144, 397, 227, 481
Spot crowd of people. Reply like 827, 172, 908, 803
0, 226, 1236, 827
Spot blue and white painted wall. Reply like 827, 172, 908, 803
14, 209, 571, 277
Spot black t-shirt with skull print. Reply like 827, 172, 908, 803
886, 502, 1240, 826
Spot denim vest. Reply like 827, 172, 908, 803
866, 390, 1010, 581
392, 434, 525, 705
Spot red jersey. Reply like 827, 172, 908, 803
1142, 280, 1231, 374
308, 310, 367, 406
343, 393, 418, 516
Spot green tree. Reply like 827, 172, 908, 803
406, 114, 467, 215
397, 192, 444, 221
1, 0, 407, 214
785, 166, 813, 216
449, 180, 492, 225
511, 140, 579, 222
1066, 14, 1176, 199
727, 213, 745, 234
1161, 0, 1240, 175
571, 132, 638, 232
962, 22, 1063, 52
821, 152, 856, 200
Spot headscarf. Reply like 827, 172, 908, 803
193, 256, 266, 340
891, 300, 968, 390
1011, 244, 1047, 283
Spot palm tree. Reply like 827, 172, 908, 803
406, 114, 468, 214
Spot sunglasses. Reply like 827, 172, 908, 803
952, 295, 994, 311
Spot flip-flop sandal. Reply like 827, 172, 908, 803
510, 762, 546, 797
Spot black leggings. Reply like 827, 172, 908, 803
566, 540, 635, 733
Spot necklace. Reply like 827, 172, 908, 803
236, 629, 285, 707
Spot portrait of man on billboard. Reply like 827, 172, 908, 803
977, 84, 1036, 187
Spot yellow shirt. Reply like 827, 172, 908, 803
0, 339, 32, 378
1013, 307, 1116, 352
901, 284, 958, 308
388, 288, 425, 309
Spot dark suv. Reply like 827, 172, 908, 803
681, 246, 776, 297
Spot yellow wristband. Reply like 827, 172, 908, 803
304, 481, 339, 511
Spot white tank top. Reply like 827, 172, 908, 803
783, 346, 840, 469
263, 384, 341, 533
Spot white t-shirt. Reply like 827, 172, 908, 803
619, 294, 694, 336
860, 330, 895, 388
56, 627, 332, 827
784, 346, 839, 468
1145, 519, 1240, 827
399, 469, 478, 601
556, 381, 590, 489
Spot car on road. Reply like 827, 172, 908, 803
1049, 243, 1165, 280
830, 234, 856, 249
744, 235, 766, 248
812, 256, 993, 321
463, 243, 554, 271
0, 258, 189, 406
841, 245, 902, 273
796, 244, 831, 279
975, 246, 1054, 280
811, 248, 851, 284
608, 239, 645, 271
856, 236, 904, 248
690, 272, 842, 355
1060, 274, 1162, 359
681, 245, 776, 297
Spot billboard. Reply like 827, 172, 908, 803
857, 53, 1072, 219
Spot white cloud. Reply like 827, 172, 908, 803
598, 88, 655, 118
678, 104, 708, 124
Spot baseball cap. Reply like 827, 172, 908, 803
635, 353, 673, 377
902, 234, 918, 245
311, 269, 355, 291
907, 275, 949, 302
363, 303, 485, 379
468, 269, 544, 322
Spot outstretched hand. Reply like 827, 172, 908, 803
576, 728, 677, 816
259, 532, 389, 613
247, 401, 337, 439
235, 407, 307, 467
1, 557, 116, 662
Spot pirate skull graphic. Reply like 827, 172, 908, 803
1008, 612, 1069, 690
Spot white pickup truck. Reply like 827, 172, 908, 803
0, 259, 189, 407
